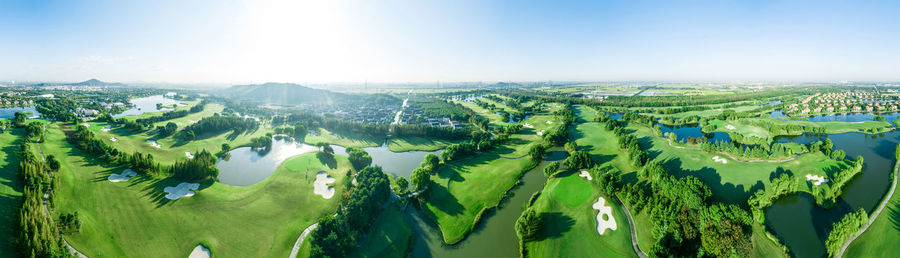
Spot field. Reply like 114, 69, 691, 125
303, 128, 382, 149
387, 137, 461, 152
0, 128, 23, 255
423, 151, 536, 243
453, 100, 508, 125
523, 172, 636, 257
709, 118, 894, 140
573, 105, 598, 122
629, 123, 848, 203
47, 122, 348, 257
843, 163, 900, 256
350, 204, 412, 257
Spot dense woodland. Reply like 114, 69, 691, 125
309, 166, 391, 257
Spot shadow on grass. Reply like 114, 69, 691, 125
536, 212, 575, 240
424, 183, 464, 217
316, 152, 338, 169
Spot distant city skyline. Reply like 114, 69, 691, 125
2, 0, 900, 84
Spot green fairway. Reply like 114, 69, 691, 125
573, 105, 598, 122
453, 100, 508, 125
85, 120, 271, 166
0, 128, 23, 255
524, 172, 636, 257
46, 122, 348, 257
844, 165, 900, 257
423, 152, 536, 244
708, 118, 894, 141
570, 123, 637, 176
629, 123, 847, 203
387, 136, 461, 152
351, 204, 412, 258
302, 128, 382, 148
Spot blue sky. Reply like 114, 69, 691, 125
1, 0, 899, 83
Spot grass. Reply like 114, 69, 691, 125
0, 128, 23, 255
573, 105, 598, 122
708, 118, 894, 140
708, 119, 772, 140
387, 137, 461, 152
302, 128, 382, 148
843, 166, 900, 257
524, 171, 636, 257
350, 204, 412, 258
454, 100, 508, 125
86, 120, 272, 166
46, 122, 348, 257
423, 152, 536, 243
750, 224, 787, 257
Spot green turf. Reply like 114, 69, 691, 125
46, 122, 347, 257
551, 175, 592, 207
843, 165, 900, 257
453, 100, 508, 125
302, 128, 382, 148
0, 128, 23, 255
524, 172, 636, 257
750, 224, 787, 257
350, 204, 412, 258
387, 137, 461, 152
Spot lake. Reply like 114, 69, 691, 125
113, 95, 182, 118
0, 106, 41, 119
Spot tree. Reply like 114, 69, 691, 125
528, 144, 545, 162
515, 209, 542, 241
46, 155, 60, 172
396, 177, 409, 194
13, 112, 26, 126
544, 161, 560, 176
410, 167, 431, 191
421, 153, 440, 171
347, 147, 372, 171
221, 143, 231, 153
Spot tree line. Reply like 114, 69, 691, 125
17, 136, 71, 257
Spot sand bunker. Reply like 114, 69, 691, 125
726, 124, 736, 130
313, 171, 336, 199
188, 244, 210, 258
108, 169, 137, 182
102, 126, 111, 132
546, 120, 553, 124
164, 182, 200, 200
110, 137, 117, 142
579, 170, 593, 181
147, 140, 162, 148
523, 123, 534, 128
806, 174, 829, 186
537, 130, 545, 136
185, 152, 194, 159
712, 156, 728, 164
592, 197, 617, 235
81, 123, 90, 128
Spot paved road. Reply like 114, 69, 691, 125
288, 223, 318, 258
616, 195, 648, 258
837, 160, 899, 258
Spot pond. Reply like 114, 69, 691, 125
770, 109, 900, 126
0, 106, 41, 119
113, 95, 182, 118
657, 123, 732, 143
216, 136, 441, 186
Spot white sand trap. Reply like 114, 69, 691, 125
712, 156, 728, 164
102, 126, 111, 132
110, 137, 117, 142
108, 169, 137, 182
546, 120, 553, 124
536, 130, 544, 136
725, 124, 736, 130
185, 152, 194, 159
147, 140, 162, 148
188, 244, 210, 258
592, 197, 617, 235
805, 174, 829, 186
313, 171, 336, 199
81, 123, 90, 128
164, 182, 200, 200
579, 170, 593, 181
523, 123, 534, 128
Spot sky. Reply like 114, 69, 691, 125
1, 0, 899, 84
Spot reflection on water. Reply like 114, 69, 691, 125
113, 95, 182, 118
0, 106, 41, 119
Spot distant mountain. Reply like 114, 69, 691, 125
221, 82, 344, 105
71, 78, 125, 86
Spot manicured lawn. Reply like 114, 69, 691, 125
47, 122, 348, 257
844, 169, 900, 256
351, 204, 412, 258
708, 119, 772, 140
629, 123, 846, 203
302, 128, 382, 148
571, 123, 637, 176
708, 118, 894, 140
573, 105, 598, 122
454, 100, 508, 125
750, 224, 787, 257
0, 128, 23, 255
387, 137, 460, 152
524, 172, 636, 257
85, 120, 272, 166
423, 152, 536, 244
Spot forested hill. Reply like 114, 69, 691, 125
221, 82, 343, 105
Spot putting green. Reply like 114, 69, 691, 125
46, 123, 348, 257
551, 175, 592, 207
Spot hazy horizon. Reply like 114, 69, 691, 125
3, 0, 900, 84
